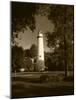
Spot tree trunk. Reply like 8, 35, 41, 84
64, 34, 68, 78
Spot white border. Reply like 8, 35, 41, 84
10, 0, 76, 5
0, 0, 76, 100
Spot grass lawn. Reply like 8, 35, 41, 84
11, 71, 74, 99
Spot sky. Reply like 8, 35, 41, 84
14, 15, 55, 52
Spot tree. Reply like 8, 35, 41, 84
30, 44, 37, 58
45, 5, 74, 77
12, 45, 25, 72
24, 44, 37, 58
24, 57, 34, 71
11, 2, 39, 32
45, 51, 64, 71
25, 49, 31, 58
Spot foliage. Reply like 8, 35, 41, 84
12, 44, 38, 72
25, 49, 31, 58
12, 45, 35, 72
40, 74, 50, 83
30, 44, 38, 58
24, 44, 37, 58
24, 57, 34, 71
12, 45, 25, 72
11, 2, 39, 32
45, 5, 74, 75
45, 52, 64, 71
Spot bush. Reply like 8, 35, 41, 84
56, 73, 65, 81
40, 74, 50, 83
63, 76, 74, 82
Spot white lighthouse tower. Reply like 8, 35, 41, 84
37, 31, 45, 71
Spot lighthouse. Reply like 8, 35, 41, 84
37, 31, 45, 71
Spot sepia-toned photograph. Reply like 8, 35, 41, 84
11, 1, 74, 99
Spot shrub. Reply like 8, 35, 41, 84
56, 73, 65, 81
63, 76, 74, 82
40, 74, 50, 83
